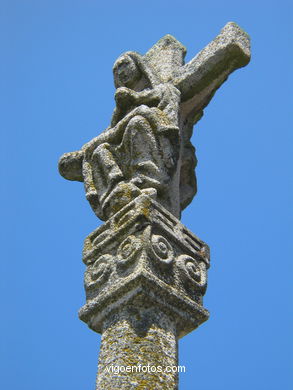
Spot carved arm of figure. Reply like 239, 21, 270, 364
115, 87, 161, 108
111, 86, 162, 126
113, 84, 181, 129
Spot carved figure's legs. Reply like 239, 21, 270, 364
119, 115, 164, 192
91, 143, 141, 219
86, 114, 176, 220
91, 143, 124, 204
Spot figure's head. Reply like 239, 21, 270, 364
113, 53, 141, 89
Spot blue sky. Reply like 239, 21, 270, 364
1, 1, 292, 389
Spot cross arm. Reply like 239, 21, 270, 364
174, 22, 250, 116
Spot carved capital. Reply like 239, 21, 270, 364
79, 194, 210, 338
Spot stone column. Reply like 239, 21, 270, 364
97, 308, 178, 389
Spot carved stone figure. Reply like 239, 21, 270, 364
59, 23, 250, 221
58, 22, 250, 390
59, 51, 182, 220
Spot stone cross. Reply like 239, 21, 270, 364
59, 22, 250, 389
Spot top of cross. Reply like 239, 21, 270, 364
142, 22, 250, 118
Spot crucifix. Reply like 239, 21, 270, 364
59, 22, 250, 389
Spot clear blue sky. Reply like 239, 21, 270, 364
1, 1, 292, 389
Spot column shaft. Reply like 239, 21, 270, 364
96, 307, 178, 389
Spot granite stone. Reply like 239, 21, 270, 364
58, 22, 250, 389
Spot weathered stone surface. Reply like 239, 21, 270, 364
59, 22, 250, 221
58, 22, 250, 390
80, 194, 209, 389
97, 309, 178, 389
79, 194, 209, 338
